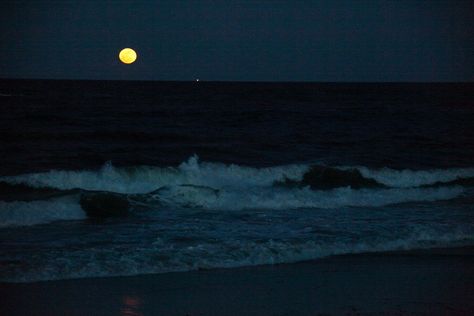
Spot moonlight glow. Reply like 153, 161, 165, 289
119, 48, 137, 64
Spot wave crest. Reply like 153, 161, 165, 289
3, 156, 474, 193
0, 156, 472, 218
354, 166, 474, 188
0, 155, 308, 194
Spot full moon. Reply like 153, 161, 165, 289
119, 48, 137, 64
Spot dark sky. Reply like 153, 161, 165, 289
1, 0, 473, 81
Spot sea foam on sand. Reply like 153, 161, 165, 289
1, 247, 474, 316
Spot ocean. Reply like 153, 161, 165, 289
1, 80, 474, 282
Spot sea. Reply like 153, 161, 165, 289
0, 80, 473, 282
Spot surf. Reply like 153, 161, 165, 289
2, 156, 474, 194
0, 156, 473, 227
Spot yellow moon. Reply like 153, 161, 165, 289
119, 48, 137, 64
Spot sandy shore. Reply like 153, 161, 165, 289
1, 247, 474, 316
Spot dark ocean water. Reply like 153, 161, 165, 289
1, 80, 474, 282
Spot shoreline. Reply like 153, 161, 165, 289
2, 246, 474, 315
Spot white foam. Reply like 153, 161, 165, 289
155, 185, 464, 210
0, 197, 86, 227
3, 157, 473, 194
353, 166, 474, 188
0, 155, 308, 194
1, 156, 470, 211
5, 228, 473, 282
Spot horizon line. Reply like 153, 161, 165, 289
1, 77, 473, 84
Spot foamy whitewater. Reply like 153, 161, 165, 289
0, 156, 470, 221
1, 157, 473, 282
1, 80, 474, 282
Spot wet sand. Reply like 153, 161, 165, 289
1, 247, 474, 315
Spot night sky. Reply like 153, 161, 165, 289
1, 0, 473, 81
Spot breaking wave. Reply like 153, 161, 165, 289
353, 166, 474, 188
154, 185, 464, 210
0, 197, 85, 227
0, 155, 308, 194
2, 155, 474, 194
0, 156, 473, 226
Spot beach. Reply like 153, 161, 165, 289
2, 247, 474, 316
